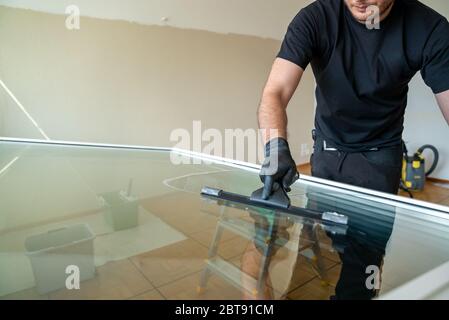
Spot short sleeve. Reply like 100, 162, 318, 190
420, 18, 449, 94
277, 8, 318, 70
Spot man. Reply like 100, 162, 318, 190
258, 0, 449, 198
246, 0, 449, 300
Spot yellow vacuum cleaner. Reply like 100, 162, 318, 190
401, 143, 439, 197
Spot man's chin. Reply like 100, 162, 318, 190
350, 11, 369, 23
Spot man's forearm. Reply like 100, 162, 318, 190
257, 58, 303, 145
258, 91, 288, 144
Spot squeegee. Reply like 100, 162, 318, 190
201, 186, 349, 226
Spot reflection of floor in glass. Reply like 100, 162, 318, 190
0, 205, 187, 298
228, 248, 340, 300
139, 190, 344, 300
140, 191, 223, 235
2, 232, 343, 300
440, 197, 449, 207
1, 190, 346, 300
131, 289, 165, 300
158, 271, 243, 300
2, 259, 153, 300
94, 206, 187, 265
49, 259, 153, 300
287, 264, 341, 300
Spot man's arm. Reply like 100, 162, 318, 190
257, 58, 304, 199
258, 58, 304, 143
436, 89, 449, 125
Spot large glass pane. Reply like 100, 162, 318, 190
0, 140, 448, 300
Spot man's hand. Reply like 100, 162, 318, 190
260, 137, 299, 199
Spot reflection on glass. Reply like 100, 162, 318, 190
98, 179, 139, 231
0, 86, 49, 140
199, 191, 394, 300
24, 224, 96, 294
306, 192, 395, 299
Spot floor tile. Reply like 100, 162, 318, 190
131, 239, 209, 287
216, 235, 251, 260
131, 289, 166, 300
1, 287, 49, 300
158, 272, 243, 300
287, 264, 341, 300
140, 193, 219, 235
189, 227, 237, 248
49, 259, 152, 300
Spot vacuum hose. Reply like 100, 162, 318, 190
417, 145, 439, 176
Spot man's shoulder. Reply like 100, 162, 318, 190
401, 0, 447, 23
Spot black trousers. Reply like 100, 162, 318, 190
310, 135, 403, 194
309, 134, 402, 299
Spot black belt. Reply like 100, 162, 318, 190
312, 129, 379, 153
311, 129, 380, 172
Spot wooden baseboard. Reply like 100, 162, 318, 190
427, 177, 449, 185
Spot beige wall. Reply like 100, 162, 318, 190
0, 6, 316, 164
0, 0, 312, 40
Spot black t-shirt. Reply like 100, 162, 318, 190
278, 0, 449, 151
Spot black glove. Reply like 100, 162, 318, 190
259, 137, 299, 200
